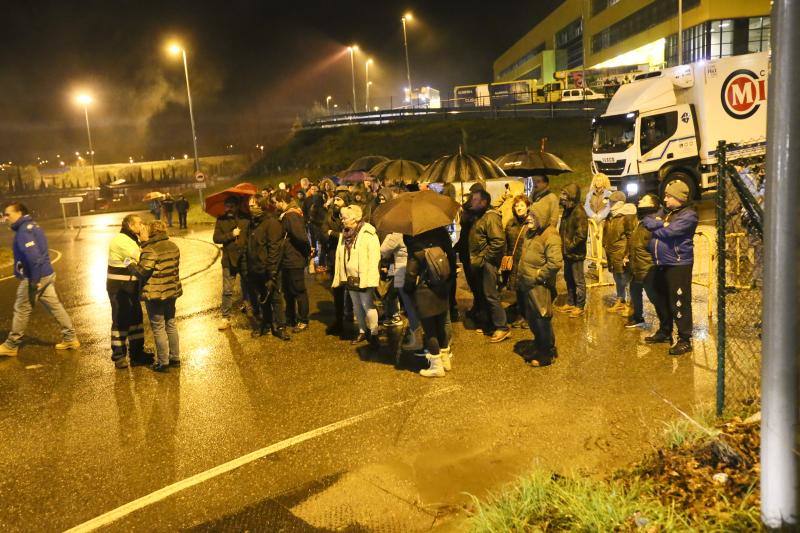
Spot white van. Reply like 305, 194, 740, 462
561, 88, 605, 101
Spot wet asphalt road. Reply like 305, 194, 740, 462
0, 209, 716, 532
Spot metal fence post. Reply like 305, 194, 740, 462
762, 0, 799, 525
716, 140, 727, 417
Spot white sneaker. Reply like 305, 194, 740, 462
420, 354, 446, 378
440, 347, 452, 371
217, 318, 231, 331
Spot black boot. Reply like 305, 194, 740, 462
644, 331, 672, 344
326, 321, 343, 335
272, 328, 291, 341
669, 340, 693, 356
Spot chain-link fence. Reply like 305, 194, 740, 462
716, 141, 765, 414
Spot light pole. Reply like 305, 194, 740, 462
74, 93, 96, 188
365, 59, 373, 112
677, 0, 683, 64
348, 45, 359, 114
326, 95, 332, 115
167, 42, 200, 175
401, 14, 413, 103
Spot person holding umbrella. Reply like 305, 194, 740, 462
213, 195, 250, 331
529, 175, 560, 229
331, 205, 381, 350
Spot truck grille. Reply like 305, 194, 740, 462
595, 159, 626, 176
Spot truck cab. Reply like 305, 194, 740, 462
591, 53, 768, 199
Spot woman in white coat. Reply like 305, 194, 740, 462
332, 205, 381, 349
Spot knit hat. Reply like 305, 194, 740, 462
469, 182, 485, 193
340, 204, 363, 222
609, 190, 626, 203
664, 180, 689, 203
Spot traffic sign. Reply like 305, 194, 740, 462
195, 172, 206, 183
194, 182, 207, 189
59, 196, 84, 204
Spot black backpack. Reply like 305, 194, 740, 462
423, 246, 451, 288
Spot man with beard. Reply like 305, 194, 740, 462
245, 196, 290, 340
273, 190, 311, 333
213, 196, 250, 330
468, 189, 510, 343
556, 183, 588, 318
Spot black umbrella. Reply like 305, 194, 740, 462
495, 138, 573, 177
369, 159, 426, 185
419, 148, 506, 184
346, 155, 390, 173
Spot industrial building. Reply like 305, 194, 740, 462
494, 0, 772, 83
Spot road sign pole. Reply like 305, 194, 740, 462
61, 203, 67, 230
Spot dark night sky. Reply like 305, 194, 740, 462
0, 1, 561, 163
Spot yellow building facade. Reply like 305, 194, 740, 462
494, 0, 772, 83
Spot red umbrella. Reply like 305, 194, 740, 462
204, 182, 258, 217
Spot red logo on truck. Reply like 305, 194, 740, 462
721, 69, 767, 119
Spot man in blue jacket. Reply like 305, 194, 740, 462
642, 181, 698, 356
0, 203, 78, 356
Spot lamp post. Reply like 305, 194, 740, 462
401, 14, 413, 103
348, 45, 359, 114
365, 59, 373, 112
74, 93, 96, 188
678, 0, 683, 64
326, 95, 332, 115
167, 42, 200, 175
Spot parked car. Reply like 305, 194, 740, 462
560, 88, 606, 101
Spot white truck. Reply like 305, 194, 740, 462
590, 52, 769, 198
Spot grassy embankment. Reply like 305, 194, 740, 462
188, 117, 595, 224
468, 405, 761, 532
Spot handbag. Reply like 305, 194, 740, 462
500, 228, 524, 272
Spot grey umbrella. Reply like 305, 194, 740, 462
495, 138, 573, 177
346, 155, 390, 173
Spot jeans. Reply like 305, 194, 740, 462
630, 270, 658, 323
221, 267, 244, 318
5, 274, 75, 349
476, 263, 508, 332
282, 268, 309, 325
517, 289, 555, 357
178, 211, 188, 229
563, 259, 586, 308
165, 210, 174, 227
612, 271, 631, 302
348, 288, 378, 335
398, 288, 420, 332
145, 299, 179, 365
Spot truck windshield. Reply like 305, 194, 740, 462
592, 114, 636, 154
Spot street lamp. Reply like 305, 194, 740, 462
347, 45, 359, 113
401, 13, 414, 103
167, 41, 200, 175
365, 59, 373, 112
73, 92, 97, 187
326, 95, 332, 115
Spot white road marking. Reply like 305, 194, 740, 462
0, 249, 62, 282
65, 384, 461, 532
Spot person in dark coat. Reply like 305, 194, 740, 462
468, 189, 509, 343
502, 195, 529, 328
456, 183, 485, 319
322, 187, 350, 335
642, 181, 698, 356
516, 202, 563, 366
624, 193, 659, 329
245, 196, 289, 340
161, 193, 175, 227
175, 195, 190, 229
529, 175, 560, 229
556, 183, 588, 318
404, 226, 457, 378
212, 196, 250, 330
273, 190, 311, 332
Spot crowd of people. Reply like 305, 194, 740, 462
0, 170, 699, 373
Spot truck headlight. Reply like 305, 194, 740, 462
625, 182, 639, 196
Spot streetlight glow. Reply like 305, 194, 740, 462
75, 93, 93, 106
403, 13, 413, 21
167, 42, 182, 56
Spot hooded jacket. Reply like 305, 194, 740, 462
642, 205, 698, 266
280, 201, 311, 270
603, 202, 637, 273
11, 215, 54, 284
332, 222, 381, 289
530, 187, 560, 229
516, 203, 563, 318
559, 184, 589, 262
628, 217, 654, 282
469, 207, 505, 268
246, 210, 285, 277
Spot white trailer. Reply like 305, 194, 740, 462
590, 52, 769, 198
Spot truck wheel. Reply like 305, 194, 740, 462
660, 171, 697, 201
